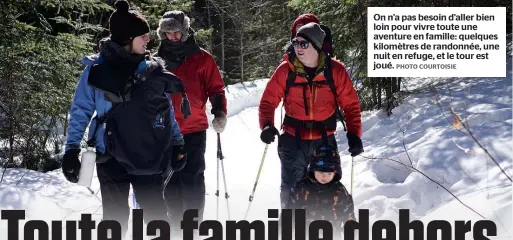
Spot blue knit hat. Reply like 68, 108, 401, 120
308, 144, 342, 183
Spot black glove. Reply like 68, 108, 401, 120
62, 149, 81, 183
260, 124, 279, 144
347, 132, 364, 157
171, 144, 187, 172
210, 93, 225, 116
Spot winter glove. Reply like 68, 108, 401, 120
260, 124, 279, 144
210, 92, 227, 133
212, 111, 227, 133
347, 132, 364, 157
62, 148, 81, 183
171, 144, 187, 172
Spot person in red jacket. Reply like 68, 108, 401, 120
258, 22, 363, 209
155, 10, 227, 229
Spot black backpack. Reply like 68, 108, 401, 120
87, 57, 191, 175
319, 24, 333, 55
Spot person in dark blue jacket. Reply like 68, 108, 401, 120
61, 0, 187, 237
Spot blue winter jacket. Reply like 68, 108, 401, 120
65, 54, 184, 153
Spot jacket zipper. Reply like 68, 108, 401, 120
309, 85, 316, 140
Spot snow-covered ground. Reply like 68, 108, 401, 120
0, 58, 511, 240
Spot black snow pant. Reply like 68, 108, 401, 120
96, 154, 170, 239
277, 131, 338, 209
165, 130, 207, 228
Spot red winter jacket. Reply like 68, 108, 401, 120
169, 49, 227, 135
259, 53, 362, 140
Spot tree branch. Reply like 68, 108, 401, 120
360, 154, 486, 219
431, 85, 512, 182
402, 130, 414, 167
0, 161, 9, 183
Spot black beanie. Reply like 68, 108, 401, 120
296, 22, 326, 52
109, 0, 150, 46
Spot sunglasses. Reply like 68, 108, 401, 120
292, 39, 310, 49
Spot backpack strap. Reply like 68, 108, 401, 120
324, 57, 347, 132
283, 68, 297, 105
285, 69, 320, 116
86, 102, 123, 147
281, 68, 297, 129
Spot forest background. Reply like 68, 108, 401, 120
0, 0, 511, 172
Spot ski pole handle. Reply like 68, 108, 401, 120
217, 133, 224, 160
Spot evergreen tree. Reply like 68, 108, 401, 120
0, 0, 108, 171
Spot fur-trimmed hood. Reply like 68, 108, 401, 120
157, 10, 190, 41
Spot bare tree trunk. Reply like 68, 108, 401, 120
9, 114, 14, 163
391, 77, 397, 94
221, 12, 225, 72
207, 0, 212, 53
6, 63, 15, 164
371, 78, 377, 107
377, 78, 382, 109
386, 77, 394, 116
258, 0, 263, 72
240, 30, 244, 83
64, 114, 68, 137
387, 77, 392, 101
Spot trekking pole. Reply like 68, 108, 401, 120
216, 146, 220, 220
162, 168, 175, 220
351, 156, 355, 195
217, 133, 231, 220
244, 144, 269, 220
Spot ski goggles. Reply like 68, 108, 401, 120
291, 39, 310, 49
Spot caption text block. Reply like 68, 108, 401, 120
367, 7, 506, 77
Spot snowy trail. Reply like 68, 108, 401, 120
201, 59, 513, 239
0, 58, 511, 239
202, 79, 283, 221
203, 106, 282, 222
